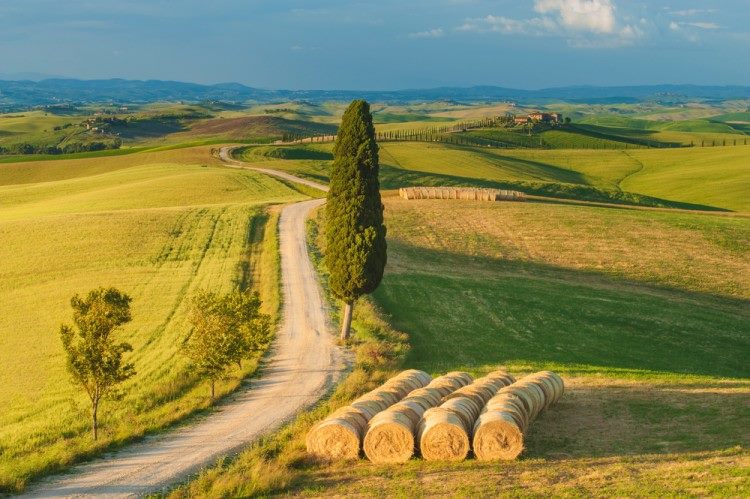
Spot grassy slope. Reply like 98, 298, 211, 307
623, 147, 750, 212
0, 147, 305, 491
169, 195, 749, 497
236, 142, 750, 211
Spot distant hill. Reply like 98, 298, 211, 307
2, 79, 750, 109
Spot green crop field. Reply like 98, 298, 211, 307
0, 146, 306, 491
234, 141, 750, 211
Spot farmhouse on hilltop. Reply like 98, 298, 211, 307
529, 112, 561, 123
514, 112, 561, 125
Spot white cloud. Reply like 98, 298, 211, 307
456, 15, 555, 35
409, 28, 444, 38
534, 0, 616, 34
456, 0, 643, 48
685, 22, 720, 30
669, 21, 721, 32
669, 8, 717, 17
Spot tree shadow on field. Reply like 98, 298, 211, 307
373, 244, 750, 380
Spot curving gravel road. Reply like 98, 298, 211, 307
24, 149, 340, 498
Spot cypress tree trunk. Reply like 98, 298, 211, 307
340, 301, 354, 341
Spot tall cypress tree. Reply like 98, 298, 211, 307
325, 100, 387, 340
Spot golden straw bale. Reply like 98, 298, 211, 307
472, 411, 524, 461
330, 406, 369, 435
483, 398, 528, 433
533, 371, 565, 405
349, 399, 385, 421
406, 387, 443, 408
306, 417, 362, 460
442, 371, 474, 387
441, 396, 481, 431
390, 400, 426, 426
306, 369, 434, 461
418, 408, 471, 461
484, 393, 530, 428
364, 411, 418, 463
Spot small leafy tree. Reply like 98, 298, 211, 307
59, 287, 135, 440
325, 99, 387, 340
183, 290, 271, 399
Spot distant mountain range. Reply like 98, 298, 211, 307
1, 78, 749, 109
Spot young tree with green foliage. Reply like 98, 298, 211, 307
183, 290, 271, 399
325, 99, 387, 341
59, 287, 135, 440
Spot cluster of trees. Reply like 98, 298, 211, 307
0, 138, 121, 155
59, 287, 271, 439
182, 290, 272, 399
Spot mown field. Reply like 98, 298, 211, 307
0, 146, 306, 491
173, 192, 749, 497
236, 141, 750, 211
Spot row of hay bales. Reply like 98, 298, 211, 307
307, 369, 564, 463
306, 369, 432, 460
473, 371, 564, 460
417, 370, 516, 461
399, 186, 526, 202
363, 371, 474, 463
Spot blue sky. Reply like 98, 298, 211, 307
0, 0, 748, 89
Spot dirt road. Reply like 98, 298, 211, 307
218, 145, 329, 192
24, 151, 340, 498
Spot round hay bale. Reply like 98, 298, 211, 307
330, 406, 369, 436
391, 399, 425, 426
306, 418, 362, 460
525, 375, 555, 410
363, 411, 416, 463
534, 371, 564, 405
485, 393, 530, 425
482, 398, 528, 433
485, 370, 516, 384
442, 371, 473, 387
511, 382, 545, 419
441, 396, 481, 431
388, 377, 422, 396
398, 369, 432, 386
428, 381, 460, 398
376, 388, 403, 407
406, 387, 443, 407
497, 385, 534, 417
472, 412, 524, 461
444, 386, 487, 408
350, 399, 385, 420
418, 408, 470, 461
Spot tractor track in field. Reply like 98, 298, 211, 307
23, 148, 342, 498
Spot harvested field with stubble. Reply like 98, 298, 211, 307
0, 146, 306, 491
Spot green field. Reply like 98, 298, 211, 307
171, 193, 749, 497
0, 146, 306, 491
235, 141, 750, 211
3, 98, 750, 495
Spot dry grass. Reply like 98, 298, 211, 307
383, 195, 750, 299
